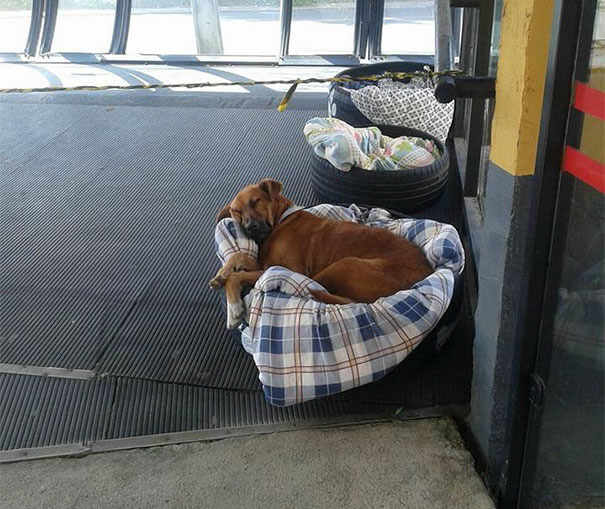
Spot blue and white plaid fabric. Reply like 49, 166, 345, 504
215, 204, 465, 406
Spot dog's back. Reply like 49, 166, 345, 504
259, 211, 432, 302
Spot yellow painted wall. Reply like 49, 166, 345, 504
490, 0, 556, 176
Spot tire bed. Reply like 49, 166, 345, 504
310, 125, 450, 212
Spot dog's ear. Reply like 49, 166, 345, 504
258, 179, 283, 199
216, 203, 232, 222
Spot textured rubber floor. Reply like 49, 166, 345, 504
0, 93, 473, 453
106, 378, 398, 439
0, 374, 114, 450
0, 372, 401, 453
1, 104, 319, 387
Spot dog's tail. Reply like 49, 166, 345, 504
309, 289, 354, 305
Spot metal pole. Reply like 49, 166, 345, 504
279, 0, 293, 58
368, 0, 384, 58
451, 7, 462, 64
353, 0, 369, 59
109, 0, 131, 54
463, 0, 494, 196
434, 0, 453, 70
191, 0, 224, 55
25, 0, 44, 56
39, 0, 58, 54
454, 7, 479, 138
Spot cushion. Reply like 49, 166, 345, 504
303, 117, 441, 171
348, 78, 455, 143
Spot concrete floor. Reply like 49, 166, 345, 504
0, 418, 493, 509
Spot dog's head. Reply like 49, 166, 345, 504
216, 179, 292, 243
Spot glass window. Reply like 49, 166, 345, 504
217, 0, 279, 55
0, 0, 33, 53
289, 0, 355, 55
381, 0, 434, 55
128, 0, 197, 54
51, 0, 116, 53
127, 0, 279, 56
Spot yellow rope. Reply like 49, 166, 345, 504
0, 69, 463, 111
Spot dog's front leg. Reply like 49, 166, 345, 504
209, 253, 259, 290
224, 270, 264, 329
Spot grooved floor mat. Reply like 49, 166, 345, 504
0, 92, 473, 454
0, 374, 114, 451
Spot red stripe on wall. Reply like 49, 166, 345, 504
574, 82, 605, 120
563, 146, 605, 194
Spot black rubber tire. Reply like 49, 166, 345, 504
328, 61, 431, 127
310, 125, 450, 212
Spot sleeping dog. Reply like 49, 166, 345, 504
209, 179, 432, 328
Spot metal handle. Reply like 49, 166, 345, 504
434, 76, 496, 103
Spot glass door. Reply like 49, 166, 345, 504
518, 1, 604, 505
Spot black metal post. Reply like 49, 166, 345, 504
463, 0, 494, 196
435, 0, 453, 71
353, 0, 370, 59
367, 0, 384, 58
279, 0, 292, 58
454, 6, 479, 138
39, 0, 58, 54
109, 0, 132, 54
25, 0, 45, 56
450, 0, 481, 6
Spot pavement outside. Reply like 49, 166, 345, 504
0, 418, 493, 509
0, 62, 340, 94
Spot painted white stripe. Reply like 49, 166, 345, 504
0, 364, 99, 380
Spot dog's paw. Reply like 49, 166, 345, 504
209, 265, 233, 289
208, 273, 227, 290
227, 300, 245, 330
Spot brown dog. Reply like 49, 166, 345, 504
210, 179, 432, 328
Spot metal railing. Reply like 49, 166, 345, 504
15, 0, 441, 63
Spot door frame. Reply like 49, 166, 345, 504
500, 0, 598, 505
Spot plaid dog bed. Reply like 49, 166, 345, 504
214, 204, 465, 406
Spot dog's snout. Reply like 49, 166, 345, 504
245, 219, 261, 232
243, 218, 271, 241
